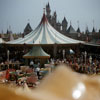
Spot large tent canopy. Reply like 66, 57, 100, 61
23, 46, 50, 59
7, 12, 84, 45
0, 38, 5, 44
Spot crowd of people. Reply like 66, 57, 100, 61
49, 55, 100, 74
1, 53, 100, 88
0, 60, 51, 87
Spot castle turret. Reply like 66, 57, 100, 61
67, 24, 77, 34
6, 26, 12, 34
46, 2, 51, 22
92, 20, 96, 34
77, 21, 81, 33
6, 26, 13, 41
54, 11, 57, 20
62, 17, 68, 33
23, 23, 32, 36
92, 27, 96, 33
85, 26, 89, 35
77, 27, 81, 38
6, 29, 10, 34
77, 27, 81, 33
51, 11, 57, 29
56, 21, 61, 32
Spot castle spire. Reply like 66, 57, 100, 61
47, 2, 50, 7
77, 20, 81, 33
46, 2, 51, 16
92, 20, 96, 33
43, 8, 46, 14
62, 17, 68, 33
23, 22, 32, 35
28, 19, 30, 23
85, 25, 89, 34
77, 20, 79, 28
70, 21, 72, 26
93, 20, 94, 28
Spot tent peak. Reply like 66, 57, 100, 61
40, 9, 48, 25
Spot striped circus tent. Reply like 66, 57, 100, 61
7, 13, 84, 45
0, 38, 5, 43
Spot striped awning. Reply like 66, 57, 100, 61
7, 13, 84, 45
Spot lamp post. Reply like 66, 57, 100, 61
81, 52, 84, 63
89, 56, 92, 65
62, 49, 65, 59
84, 51, 87, 65
7, 50, 10, 62
7, 50, 10, 69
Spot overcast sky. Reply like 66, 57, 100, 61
0, 0, 100, 33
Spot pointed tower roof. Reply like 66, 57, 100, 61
92, 20, 96, 33
6, 29, 10, 34
9, 25, 12, 33
24, 23, 32, 32
47, 2, 50, 8
46, 2, 51, 14
67, 25, 77, 34
62, 17, 68, 24
77, 21, 81, 33
92, 27, 96, 33
85, 26, 89, 34
24, 22, 33, 35
77, 27, 81, 33
54, 11, 57, 16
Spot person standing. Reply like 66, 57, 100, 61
36, 67, 40, 79
30, 60, 34, 68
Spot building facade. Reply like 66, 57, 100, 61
45, 3, 100, 43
